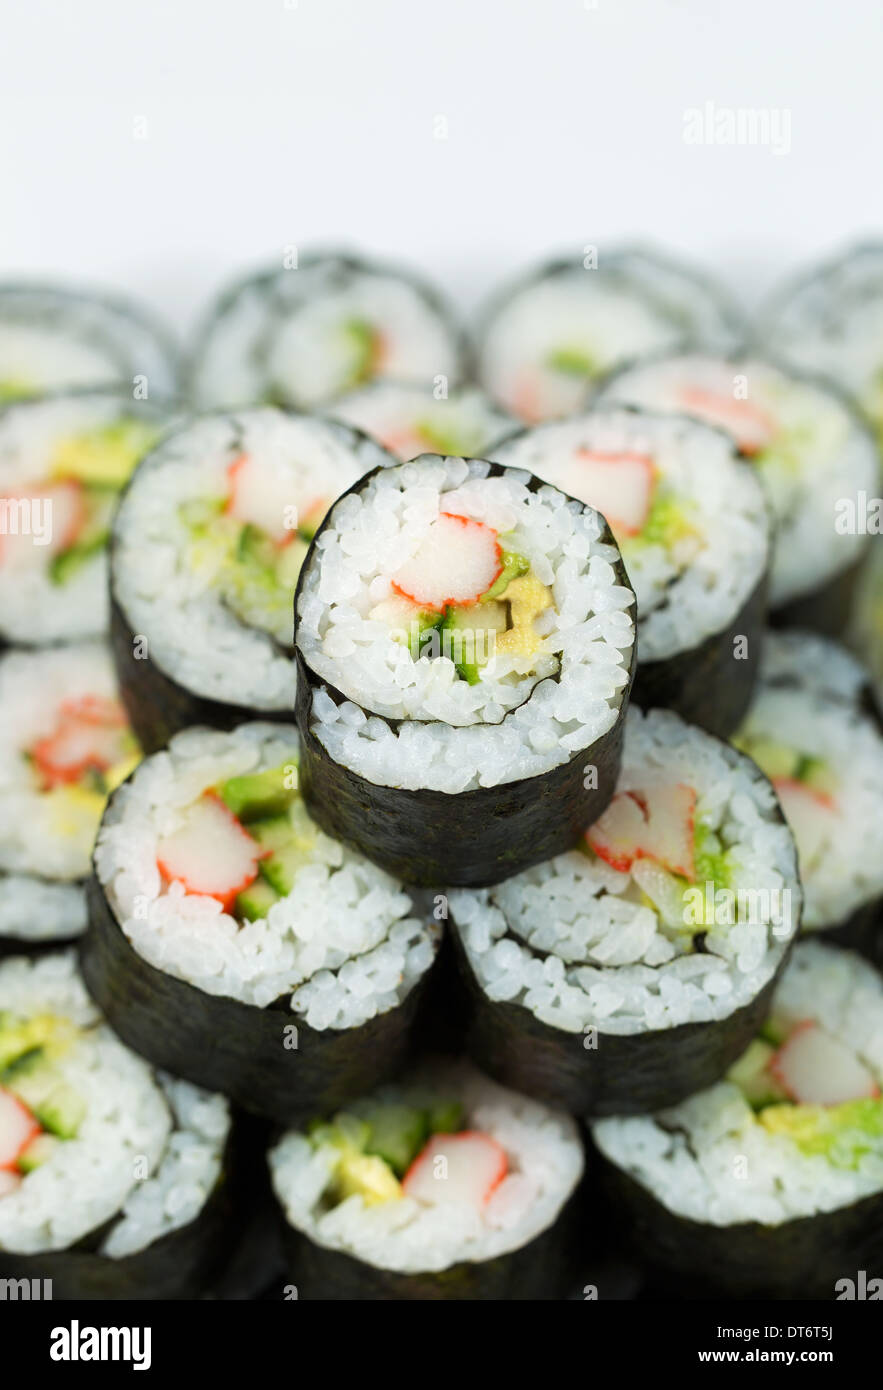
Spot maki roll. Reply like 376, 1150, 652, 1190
0, 644, 139, 953
190, 251, 465, 410
0, 282, 177, 401
294, 452, 637, 887
732, 629, 883, 963
0, 389, 169, 646
448, 707, 800, 1115
596, 353, 879, 633
83, 722, 441, 1123
475, 247, 741, 424
329, 381, 516, 462
110, 408, 391, 753
0, 950, 232, 1300
268, 1058, 583, 1300
759, 241, 883, 446
494, 407, 770, 737
593, 940, 883, 1299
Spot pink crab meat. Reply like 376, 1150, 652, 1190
770, 1022, 880, 1106
677, 385, 776, 457
586, 781, 697, 880
402, 1130, 508, 1208
225, 453, 296, 545
0, 1088, 40, 1172
772, 778, 835, 866
0, 480, 85, 567
156, 792, 265, 913
562, 450, 655, 537
391, 511, 502, 610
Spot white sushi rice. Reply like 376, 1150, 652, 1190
737, 656, 883, 930
759, 628, 871, 708
113, 408, 389, 711
477, 250, 740, 422
191, 256, 463, 410
450, 708, 800, 1035
0, 284, 177, 399
593, 941, 883, 1223
0, 391, 167, 643
494, 409, 769, 664
0, 951, 229, 1256
268, 1059, 583, 1274
596, 354, 878, 606
0, 642, 128, 882
330, 382, 517, 462
298, 454, 635, 792
0, 878, 87, 943
94, 722, 438, 1026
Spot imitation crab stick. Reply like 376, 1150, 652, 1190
402, 1130, 508, 1208
391, 512, 503, 610
156, 792, 266, 912
30, 696, 131, 790
587, 782, 697, 880
677, 386, 776, 456
770, 1022, 880, 1107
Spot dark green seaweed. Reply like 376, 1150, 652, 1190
81, 875, 442, 1126
631, 571, 768, 739
772, 553, 868, 639
822, 899, 883, 971
293, 461, 637, 888
448, 921, 793, 1117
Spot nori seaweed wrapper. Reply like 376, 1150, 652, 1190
0, 1131, 236, 1301
448, 918, 793, 1117
293, 461, 637, 889
630, 571, 768, 739
81, 875, 443, 1126
596, 1150, 883, 1300
772, 554, 867, 640
820, 899, 883, 972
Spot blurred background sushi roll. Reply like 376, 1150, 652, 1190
732, 629, 883, 965
448, 708, 801, 1115
0, 950, 233, 1299
294, 453, 637, 886
0, 282, 178, 401
592, 940, 883, 1299
475, 247, 742, 425
0, 644, 139, 954
83, 721, 441, 1123
189, 251, 466, 411
597, 353, 879, 635
329, 380, 517, 462
494, 408, 770, 738
849, 538, 883, 719
0, 389, 170, 647
110, 408, 392, 753
267, 1057, 584, 1300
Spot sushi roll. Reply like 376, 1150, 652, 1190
596, 353, 879, 633
0, 950, 232, 1300
849, 538, 883, 718
190, 251, 465, 411
267, 1058, 584, 1300
329, 381, 516, 462
0, 282, 177, 401
759, 241, 883, 446
294, 452, 637, 887
593, 940, 883, 1298
0, 644, 139, 954
732, 629, 883, 963
110, 408, 392, 753
83, 722, 442, 1123
494, 407, 770, 737
475, 247, 742, 424
448, 707, 801, 1115
0, 389, 169, 646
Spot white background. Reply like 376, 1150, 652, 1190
1, 0, 881, 347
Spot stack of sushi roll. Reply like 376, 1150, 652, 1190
0, 950, 233, 1299
189, 251, 466, 411
593, 940, 883, 1298
596, 352, 879, 633
329, 380, 516, 461
493, 407, 770, 736
110, 408, 393, 752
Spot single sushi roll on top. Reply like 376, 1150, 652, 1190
597, 353, 879, 633
268, 1058, 584, 1300
449, 707, 801, 1115
0, 950, 232, 1300
329, 381, 516, 462
476, 247, 741, 424
0, 389, 169, 646
294, 452, 636, 886
190, 251, 465, 411
495, 407, 770, 737
110, 408, 392, 753
0, 644, 139, 953
593, 940, 883, 1298
84, 722, 441, 1123
0, 282, 177, 401
733, 629, 883, 964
